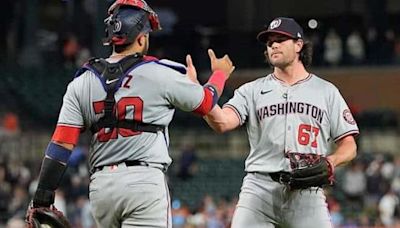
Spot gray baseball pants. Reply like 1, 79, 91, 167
231, 172, 333, 228
89, 163, 171, 228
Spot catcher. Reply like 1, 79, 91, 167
203, 17, 359, 227
26, 0, 234, 227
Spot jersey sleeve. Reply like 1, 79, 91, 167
223, 83, 251, 125
162, 65, 205, 112
51, 79, 84, 145
329, 87, 359, 141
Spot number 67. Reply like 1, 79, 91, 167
297, 123, 319, 148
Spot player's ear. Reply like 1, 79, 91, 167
137, 33, 148, 47
294, 39, 303, 54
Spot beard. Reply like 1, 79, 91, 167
265, 51, 294, 69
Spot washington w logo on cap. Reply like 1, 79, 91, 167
269, 19, 282, 29
113, 20, 122, 33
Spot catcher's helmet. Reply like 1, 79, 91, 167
103, 0, 161, 46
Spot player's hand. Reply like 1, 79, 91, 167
208, 49, 235, 79
186, 54, 199, 84
26, 202, 71, 228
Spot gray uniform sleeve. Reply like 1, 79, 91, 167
223, 82, 252, 125
57, 79, 84, 127
162, 65, 204, 112
329, 87, 359, 141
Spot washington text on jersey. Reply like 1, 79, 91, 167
257, 101, 325, 124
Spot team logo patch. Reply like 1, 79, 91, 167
269, 19, 282, 29
113, 20, 122, 33
343, 109, 356, 125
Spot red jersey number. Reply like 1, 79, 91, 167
297, 123, 319, 148
93, 97, 143, 142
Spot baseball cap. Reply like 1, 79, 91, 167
257, 17, 304, 42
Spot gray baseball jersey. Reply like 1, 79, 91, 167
224, 73, 359, 173
55, 58, 204, 170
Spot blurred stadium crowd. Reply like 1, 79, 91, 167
1, 0, 400, 70
0, 0, 400, 227
2, 140, 400, 227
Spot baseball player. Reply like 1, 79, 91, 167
26, 0, 234, 227
204, 17, 359, 228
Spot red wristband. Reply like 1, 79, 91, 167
207, 70, 226, 92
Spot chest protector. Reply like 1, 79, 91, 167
76, 53, 164, 134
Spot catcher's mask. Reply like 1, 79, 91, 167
103, 0, 162, 46
31, 209, 71, 228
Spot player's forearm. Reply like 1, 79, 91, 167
33, 141, 74, 207
204, 106, 238, 133
204, 106, 224, 133
327, 135, 357, 167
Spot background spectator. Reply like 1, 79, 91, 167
323, 28, 343, 66
346, 30, 365, 65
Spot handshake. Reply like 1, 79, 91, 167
185, 49, 235, 84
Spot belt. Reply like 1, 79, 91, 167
269, 171, 291, 184
93, 160, 150, 173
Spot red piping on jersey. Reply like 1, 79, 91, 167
334, 130, 359, 142
271, 73, 312, 85
143, 55, 159, 61
52, 125, 81, 145
223, 104, 242, 124
193, 88, 214, 116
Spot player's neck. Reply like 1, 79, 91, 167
273, 63, 308, 86
110, 50, 139, 59
109, 43, 144, 61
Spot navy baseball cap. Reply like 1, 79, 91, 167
257, 17, 304, 42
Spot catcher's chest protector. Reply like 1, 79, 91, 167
76, 54, 164, 134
